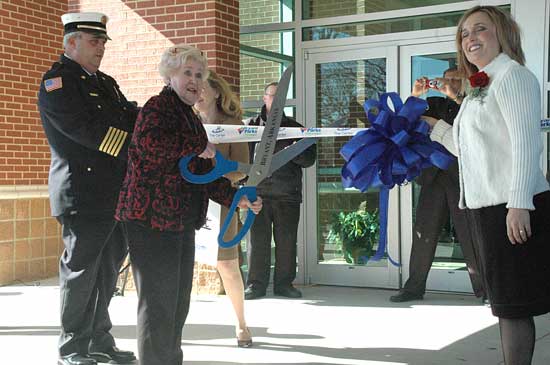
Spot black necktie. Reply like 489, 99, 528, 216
90, 74, 101, 89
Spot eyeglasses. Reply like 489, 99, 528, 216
264, 93, 276, 97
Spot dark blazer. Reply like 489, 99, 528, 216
115, 87, 235, 232
247, 105, 316, 202
38, 55, 139, 216
416, 96, 460, 186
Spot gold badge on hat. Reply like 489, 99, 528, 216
101, 15, 107, 25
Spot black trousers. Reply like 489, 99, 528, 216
404, 174, 485, 297
57, 215, 127, 356
246, 199, 300, 291
123, 221, 195, 365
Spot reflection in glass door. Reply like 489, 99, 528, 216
316, 59, 384, 267
400, 42, 476, 293
304, 46, 400, 288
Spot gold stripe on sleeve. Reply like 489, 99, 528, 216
99, 127, 116, 154
111, 131, 128, 157
99, 127, 128, 156
106, 128, 123, 156
107, 128, 123, 156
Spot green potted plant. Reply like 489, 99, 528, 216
327, 206, 379, 264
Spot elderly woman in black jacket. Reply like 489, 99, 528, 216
116, 44, 262, 365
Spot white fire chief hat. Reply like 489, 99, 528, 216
61, 12, 111, 40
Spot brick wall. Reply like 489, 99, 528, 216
69, 0, 240, 103
0, 0, 241, 289
301, 0, 386, 40
303, 0, 432, 20
0, 0, 66, 186
67, 0, 241, 293
240, 0, 281, 25
304, 0, 366, 19
0, 193, 63, 285
239, 1, 281, 106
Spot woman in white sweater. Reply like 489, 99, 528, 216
424, 6, 550, 364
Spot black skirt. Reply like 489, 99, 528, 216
469, 191, 550, 318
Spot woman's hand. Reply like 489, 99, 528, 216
433, 77, 461, 101
422, 116, 439, 128
506, 208, 531, 244
238, 195, 263, 215
198, 141, 216, 159
411, 77, 429, 97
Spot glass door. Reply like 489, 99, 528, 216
303, 45, 400, 288
399, 41, 476, 293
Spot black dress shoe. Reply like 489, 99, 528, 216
274, 286, 302, 298
244, 286, 266, 300
389, 290, 424, 302
58, 354, 97, 365
89, 346, 136, 364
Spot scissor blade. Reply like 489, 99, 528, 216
268, 138, 317, 176
232, 162, 253, 175
247, 64, 294, 186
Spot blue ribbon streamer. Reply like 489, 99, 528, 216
341, 92, 455, 266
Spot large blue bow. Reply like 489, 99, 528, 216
340, 92, 455, 266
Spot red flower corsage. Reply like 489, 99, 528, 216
467, 71, 490, 102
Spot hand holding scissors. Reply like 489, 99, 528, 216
237, 195, 263, 215
179, 64, 317, 248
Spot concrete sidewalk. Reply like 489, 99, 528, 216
1, 278, 550, 365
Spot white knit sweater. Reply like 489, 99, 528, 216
430, 53, 549, 210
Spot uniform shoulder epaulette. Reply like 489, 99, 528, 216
43, 62, 65, 79
97, 71, 115, 84
51, 61, 65, 72
42, 62, 74, 92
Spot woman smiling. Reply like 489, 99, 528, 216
424, 6, 550, 364
115, 45, 262, 365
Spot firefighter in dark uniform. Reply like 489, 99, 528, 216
38, 12, 138, 365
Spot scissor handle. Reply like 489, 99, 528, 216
179, 150, 238, 184
218, 186, 257, 248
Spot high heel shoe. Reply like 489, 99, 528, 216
236, 327, 253, 348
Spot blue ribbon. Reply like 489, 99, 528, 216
340, 92, 455, 266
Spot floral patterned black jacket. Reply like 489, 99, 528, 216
115, 86, 235, 231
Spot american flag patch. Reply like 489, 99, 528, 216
44, 77, 63, 92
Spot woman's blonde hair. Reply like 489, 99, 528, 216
206, 70, 243, 120
456, 6, 525, 77
158, 44, 209, 85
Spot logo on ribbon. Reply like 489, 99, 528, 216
237, 127, 259, 136
300, 128, 322, 135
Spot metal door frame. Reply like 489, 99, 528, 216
302, 45, 400, 288
399, 41, 475, 293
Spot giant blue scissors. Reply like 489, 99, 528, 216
179, 64, 317, 248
